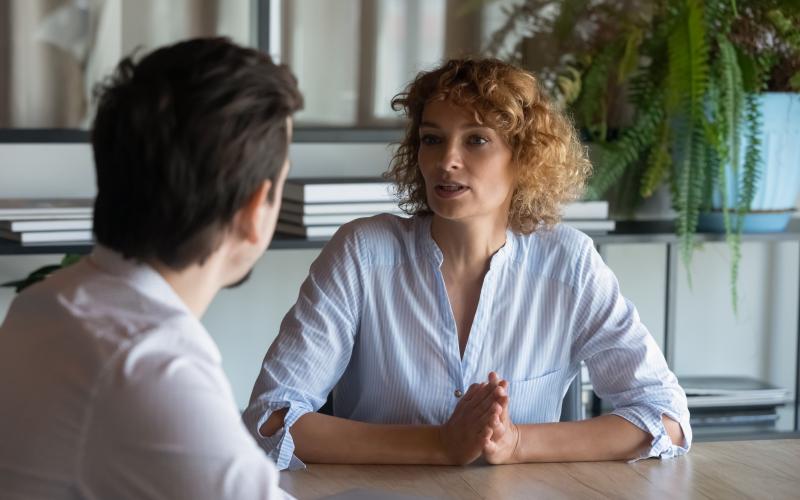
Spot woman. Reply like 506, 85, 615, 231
244, 58, 691, 470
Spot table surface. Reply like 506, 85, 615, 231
280, 439, 800, 499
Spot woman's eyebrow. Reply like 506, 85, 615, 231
419, 121, 488, 130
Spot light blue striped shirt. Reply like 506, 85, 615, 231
244, 214, 691, 470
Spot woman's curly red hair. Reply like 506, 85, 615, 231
386, 58, 591, 233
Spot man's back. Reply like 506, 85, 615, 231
0, 247, 286, 499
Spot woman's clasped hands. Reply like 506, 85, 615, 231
438, 371, 520, 465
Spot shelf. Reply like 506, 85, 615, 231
694, 429, 800, 442
0, 239, 92, 255
0, 233, 330, 255
591, 219, 800, 245
2, 219, 799, 255
0, 127, 404, 144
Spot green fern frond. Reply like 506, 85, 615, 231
675, 126, 709, 277
640, 121, 671, 198
718, 38, 745, 184
585, 94, 664, 199
703, 136, 721, 213
715, 36, 745, 310
667, 0, 711, 270
573, 42, 620, 141
737, 93, 762, 219
618, 27, 643, 83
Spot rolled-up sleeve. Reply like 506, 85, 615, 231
570, 239, 692, 460
242, 223, 365, 470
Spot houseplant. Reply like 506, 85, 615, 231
487, 0, 800, 308
1, 254, 82, 293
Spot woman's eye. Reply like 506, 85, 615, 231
467, 135, 489, 145
420, 134, 441, 145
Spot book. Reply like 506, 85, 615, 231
278, 218, 614, 240
563, 219, 616, 232
0, 213, 93, 221
279, 211, 404, 226
690, 407, 780, 427
0, 198, 93, 217
681, 376, 791, 408
276, 222, 339, 238
0, 229, 93, 243
0, 218, 92, 232
562, 201, 609, 220
283, 178, 393, 203
281, 200, 401, 215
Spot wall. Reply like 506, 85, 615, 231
0, 141, 798, 415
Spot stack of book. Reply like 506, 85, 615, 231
560, 200, 614, 232
586, 374, 792, 430
681, 376, 792, 430
277, 178, 615, 239
277, 178, 402, 238
0, 198, 94, 244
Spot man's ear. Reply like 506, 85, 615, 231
237, 179, 272, 244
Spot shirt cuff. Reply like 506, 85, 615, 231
611, 405, 692, 462
253, 402, 311, 471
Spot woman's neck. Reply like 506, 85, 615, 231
430, 214, 508, 271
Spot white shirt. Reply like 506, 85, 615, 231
0, 246, 289, 500
244, 215, 691, 469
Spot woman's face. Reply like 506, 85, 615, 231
418, 99, 515, 224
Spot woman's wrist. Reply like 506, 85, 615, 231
506, 422, 522, 463
433, 424, 454, 465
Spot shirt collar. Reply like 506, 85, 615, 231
89, 245, 184, 308
87, 245, 221, 362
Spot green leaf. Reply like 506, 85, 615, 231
617, 27, 643, 83
61, 254, 83, 267
455, 0, 496, 17
640, 122, 671, 197
790, 71, 800, 91
0, 253, 83, 294
667, 0, 710, 271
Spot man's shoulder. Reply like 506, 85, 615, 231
7, 258, 203, 362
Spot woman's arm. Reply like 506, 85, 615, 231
243, 225, 366, 469
511, 414, 683, 463
567, 238, 691, 459
261, 382, 505, 465
482, 375, 686, 464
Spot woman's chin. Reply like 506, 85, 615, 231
430, 206, 470, 221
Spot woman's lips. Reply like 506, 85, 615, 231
434, 184, 469, 199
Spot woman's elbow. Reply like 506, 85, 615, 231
662, 414, 687, 448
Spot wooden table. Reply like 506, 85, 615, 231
280, 439, 800, 499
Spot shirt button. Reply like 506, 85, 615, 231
454, 389, 463, 398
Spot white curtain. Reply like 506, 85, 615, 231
280, 0, 510, 127
2, 0, 253, 129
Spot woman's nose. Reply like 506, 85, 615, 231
437, 142, 463, 171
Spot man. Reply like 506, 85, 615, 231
0, 37, 302, 499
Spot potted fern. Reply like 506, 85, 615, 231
488, 0, 800, 308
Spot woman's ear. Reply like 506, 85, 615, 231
237, 180, 272, 244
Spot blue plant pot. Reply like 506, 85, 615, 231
703, 92, 800, 233
698, 211, 795, 233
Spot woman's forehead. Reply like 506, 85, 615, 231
421, 98, 486, 125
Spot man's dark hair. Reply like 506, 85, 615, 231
91, 37, 303, 270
